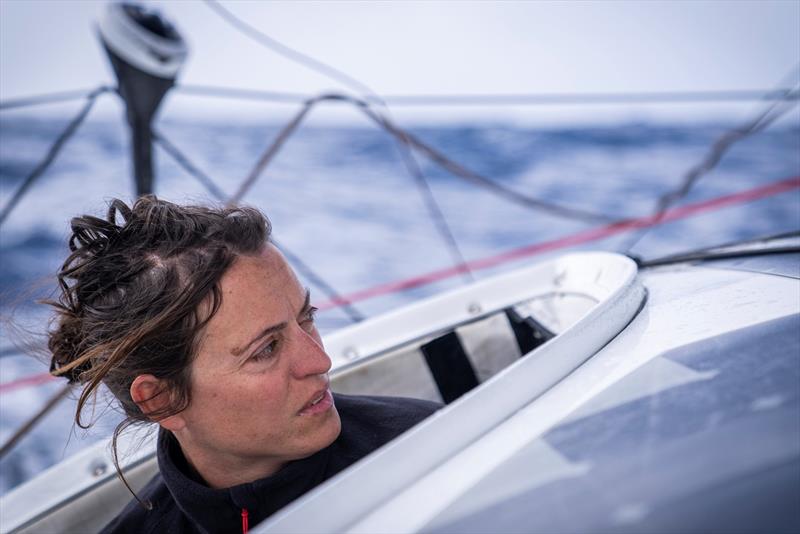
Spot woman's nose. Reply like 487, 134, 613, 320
290, 327, 332, 378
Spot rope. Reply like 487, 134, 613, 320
621, 84, 800, 254
153, 126, 366, 323
275, 242, 365, 322
2, 175, 797, 396
221, 93, 469, 310
0, 86, 114, 111
175, 84, 309, 104
0, 371, 55, 394
315, 175, 800, 310
363, 89, 800, 106
384, 120, 474, 282
0, 384, 71, 459
0, 384, 70, 458
4, 85, 798, 112
0, 86, 111, 228
153, 129, 229, 200
355, 102, 616, 223
202, 0, 382, 103
226, 92, 616, 224
226, 99, 317, 205
220, 91, 614, 288
172, 84, 800, 107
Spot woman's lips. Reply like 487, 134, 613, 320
298, 388, 334, 416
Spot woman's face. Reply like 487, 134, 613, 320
174, 244, 341, 482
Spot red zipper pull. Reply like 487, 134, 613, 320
241, 508, 249, 534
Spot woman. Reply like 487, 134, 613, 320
47, 196, 440, 533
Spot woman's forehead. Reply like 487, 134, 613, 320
222, 245, 302, 306
196, 246, 305, 357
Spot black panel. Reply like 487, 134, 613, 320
505, 308, 555, 356
421, 332, 479, 404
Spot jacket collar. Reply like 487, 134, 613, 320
157, 429, 331, 532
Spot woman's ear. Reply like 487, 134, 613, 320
130, 374, 186, 431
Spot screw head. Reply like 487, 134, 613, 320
90, 460, 108, 477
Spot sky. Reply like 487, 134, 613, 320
1, 0, 799, 125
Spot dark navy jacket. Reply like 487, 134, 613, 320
101, 394, 441, 534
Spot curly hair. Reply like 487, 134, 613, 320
46, 195, 270, 501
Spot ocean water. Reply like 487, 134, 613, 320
0, 114, 798, 493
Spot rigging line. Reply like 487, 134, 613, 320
226, 93, 472, 286
0, 86, 111, 228
5, 86, 797, 110
384, 119, 474, 283
355, 103, 617, 223
153, 122, 366, 323
172, 84, 800, 106
229, 92, 616, 224
638, 244, 800, 269
0, 383, 71, 460
227, 98, 317, 206
202, 0, 383, 104
152, 130, 229, 200
0, 85, 115, 111
175, 84, 309, 103
275, 241, 365, 323
621, 85, 800, 254
369, 89, 800, 106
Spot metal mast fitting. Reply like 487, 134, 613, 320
98, 2, 187, 196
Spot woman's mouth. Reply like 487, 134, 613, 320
298, 388, 334, 416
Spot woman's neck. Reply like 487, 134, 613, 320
173, 433, 287, 489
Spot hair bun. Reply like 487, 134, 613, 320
48, 314, 90, 383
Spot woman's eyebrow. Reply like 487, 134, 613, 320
230, 289, 311, 357
231, 322, 286, 356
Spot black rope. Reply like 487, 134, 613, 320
238, 95, 470, 281
153, 130, 229, 200
385, 122, 474, 282
203, 0, 382, 103
227, 99, 317, 205
275, 241, 365, 322
639, 244, 800, 269
172, 84, 800, 107
229, 93, 616, 225
0, 86, 114, 111
0, 384, 71, 460
621, 85, 800, 254
152, 126, 366, 323
355, 103, 617, 223
227, 94, 472, 283
0, 86, 111, 228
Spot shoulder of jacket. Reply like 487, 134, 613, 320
99, 474, 182, 534
334, 393, 442, 420
333, 393, 441, 451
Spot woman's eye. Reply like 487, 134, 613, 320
252, 340, 278, 361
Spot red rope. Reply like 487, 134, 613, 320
317, 175, 800, 310
1, 175, 797, 395
0, 372, 55, 394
